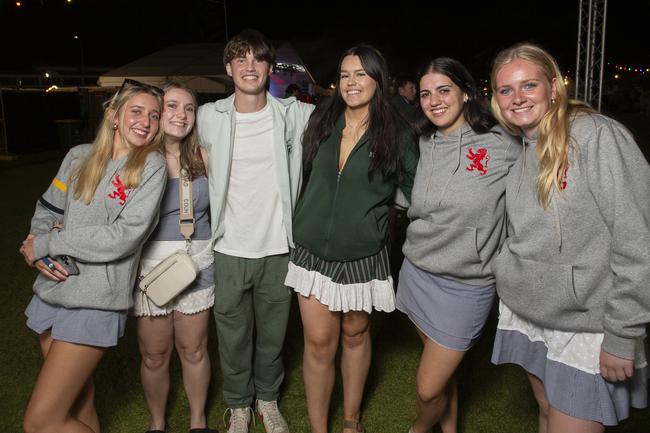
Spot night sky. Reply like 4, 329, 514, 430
1, 0, 648, 85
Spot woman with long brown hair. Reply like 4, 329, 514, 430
132, 81, 217, 433
285, 45, 418, 433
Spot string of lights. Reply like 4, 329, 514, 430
613, 65, 649, 74
14, 0, 74, 7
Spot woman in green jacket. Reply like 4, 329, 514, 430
284, 45, 418, 433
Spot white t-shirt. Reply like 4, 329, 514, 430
215, 104, 288, 258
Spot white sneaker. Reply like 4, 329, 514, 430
223, 407, 253, 433
255, 399, 289, 433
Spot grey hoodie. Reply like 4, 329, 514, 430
403, 123, 520, 286
30, 144, 166, 310
494, 113, 650, 360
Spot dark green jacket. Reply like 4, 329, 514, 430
293, 116, 418, 261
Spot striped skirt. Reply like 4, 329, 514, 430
284, 244, 395, 313
492, 301, 648, 425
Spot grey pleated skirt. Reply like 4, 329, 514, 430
492, 301, 648, 426
26, 295, 127, 348
396, 258, 496, 351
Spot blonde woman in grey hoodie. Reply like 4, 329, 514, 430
19, 80, 167, 433
490, 43, 649, 432
396, 58, 520, 433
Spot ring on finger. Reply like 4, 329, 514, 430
47, 263, 55, 271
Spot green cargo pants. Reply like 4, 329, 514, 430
213, 252, 292, 407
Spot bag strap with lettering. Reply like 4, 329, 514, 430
178, 168, 194, 252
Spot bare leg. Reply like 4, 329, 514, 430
36, 331, 100, 433
414, 328, 459, 433
173, 309, 211, 429
412, 337, 465, 433
136, 314, 174, 431
439, 376, 458, 433
528, 372, 604, 433
547, 406, 604, 433
70, 380, 99, 433
23, 339, 105, 433
298, 295, 341, 433
527, 373, 550, 433
340, 311, 371, 429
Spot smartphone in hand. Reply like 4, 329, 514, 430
54, 255, 80, 275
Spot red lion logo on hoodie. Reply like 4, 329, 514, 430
107, 174, 128, 205
466, 147, 489, 175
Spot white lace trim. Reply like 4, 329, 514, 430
285, 261, 395, 313
497, 301, 647, 374
132, 285, 214, 317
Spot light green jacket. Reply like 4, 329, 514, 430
197, 93, 314, 249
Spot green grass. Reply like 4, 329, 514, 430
1, 148, 649, 433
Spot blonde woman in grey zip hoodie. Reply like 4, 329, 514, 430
396, 58, 520, 433
490, 43, 649, 432
18, 80, 167, 433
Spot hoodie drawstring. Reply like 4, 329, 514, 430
515, 136, 527, 199
551, 193, 563, 252
437, 133, 463, 206
514, 136, 562, 251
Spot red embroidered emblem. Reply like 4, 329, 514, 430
107, 174, 128, 205
466, 147, 490, 175
559, 165, 569, 190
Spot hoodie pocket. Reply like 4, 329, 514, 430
494, 248, 587, 321
347, 209, 386, 249
405, 220, 482, 277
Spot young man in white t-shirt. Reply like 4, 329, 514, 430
197, 29, 313, 433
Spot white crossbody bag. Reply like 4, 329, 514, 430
139, 169, 199, 307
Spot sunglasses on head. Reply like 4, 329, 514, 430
118, 78, 163, 97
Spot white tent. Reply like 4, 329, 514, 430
98, 41, 316, 97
